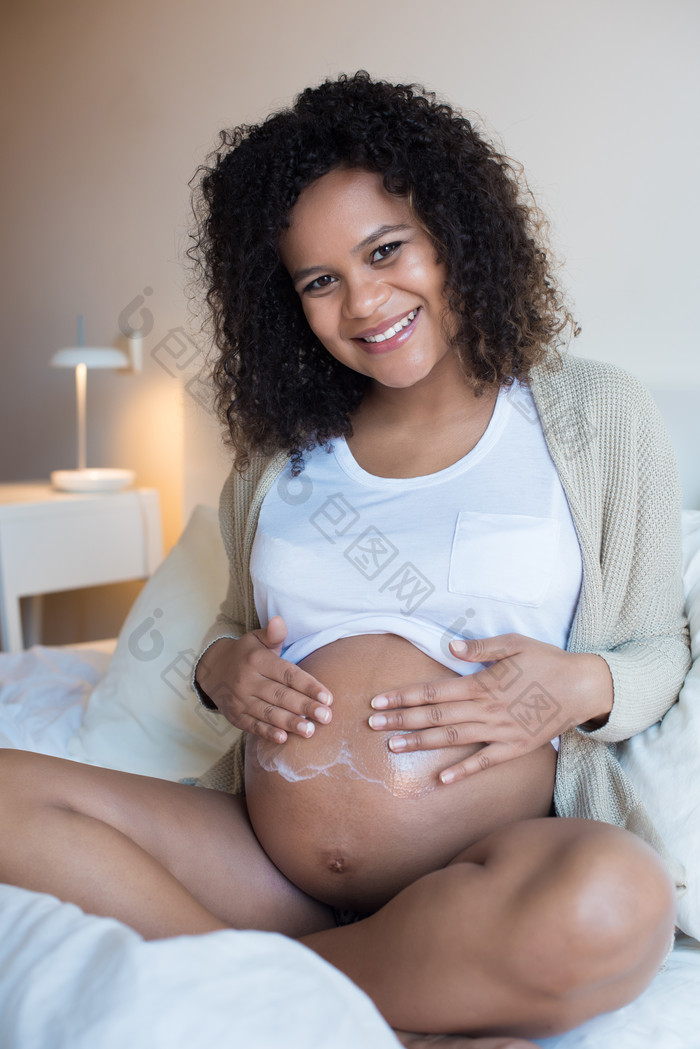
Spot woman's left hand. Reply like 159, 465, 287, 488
368, 633, 614, 784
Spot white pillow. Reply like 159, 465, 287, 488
66, 505, 240, 780
617, 510, 700, 940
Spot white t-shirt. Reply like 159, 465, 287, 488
250, 382, 582, 680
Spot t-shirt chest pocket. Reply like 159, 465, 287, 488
448, 511, 559, 607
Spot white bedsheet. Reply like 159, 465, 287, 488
1, 645, 699, 1049
0, 885, 397, 1049
0, 645, 108, 757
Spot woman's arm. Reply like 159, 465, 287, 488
191, 462, 334, 737
573, 373, 690, 742
191, 466, 249, 710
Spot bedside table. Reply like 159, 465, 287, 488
0, 483, 163, 652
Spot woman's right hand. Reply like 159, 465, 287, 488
195, 616, 333, 742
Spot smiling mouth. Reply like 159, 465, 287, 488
359, 308, 419, 344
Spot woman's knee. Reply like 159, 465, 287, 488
547, 822, 674, 967
508, 821, 676, 1026
445, 818, 674, 1032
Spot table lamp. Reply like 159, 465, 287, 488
49, 316, 140, 492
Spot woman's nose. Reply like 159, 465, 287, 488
341, 275, 390, 319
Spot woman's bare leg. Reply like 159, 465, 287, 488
301, 818, 676, 1042
0, 754, 676, 1045
0, 749, 334, 939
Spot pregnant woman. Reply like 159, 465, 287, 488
0, 73, 689, 1048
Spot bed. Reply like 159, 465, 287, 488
1, 504, 699, 1049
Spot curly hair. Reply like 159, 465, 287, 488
189, 71, 578, 472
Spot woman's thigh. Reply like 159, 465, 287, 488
0, 749, 335, 936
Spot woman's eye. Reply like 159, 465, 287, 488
304, 274, 336, 292
370, 241, 401, 263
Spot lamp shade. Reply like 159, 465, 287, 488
50, 347, 130, 369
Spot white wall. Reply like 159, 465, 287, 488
1, 0, 698, 605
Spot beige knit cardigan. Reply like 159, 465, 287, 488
192, 351, 691, 890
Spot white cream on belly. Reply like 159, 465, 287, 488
252, 730, 440, 799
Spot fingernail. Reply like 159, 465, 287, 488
369, 714, 387, 729
318, 691, 333, 705
274, 731, 286, 744
316, 707, 331, 723
440, 770, 455, 784
371, 696, 389, 709
388, 736, 406, 752
298, 721, 314, 737
450, 640, 468, 654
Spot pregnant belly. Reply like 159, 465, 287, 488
244, 634, 556, 913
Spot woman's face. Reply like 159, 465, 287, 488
279, 168, 459, 391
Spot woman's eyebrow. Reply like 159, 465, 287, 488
291, 223, 413, 285
352, 223, 413, 254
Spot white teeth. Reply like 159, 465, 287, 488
361, 309, 416, 343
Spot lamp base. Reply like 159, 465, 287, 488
50, 468, 135, 493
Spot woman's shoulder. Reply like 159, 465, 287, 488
529, 350, 676, 487
531, 349, 650, 399
529, 349, 660, 426
218, 449, 291, 520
